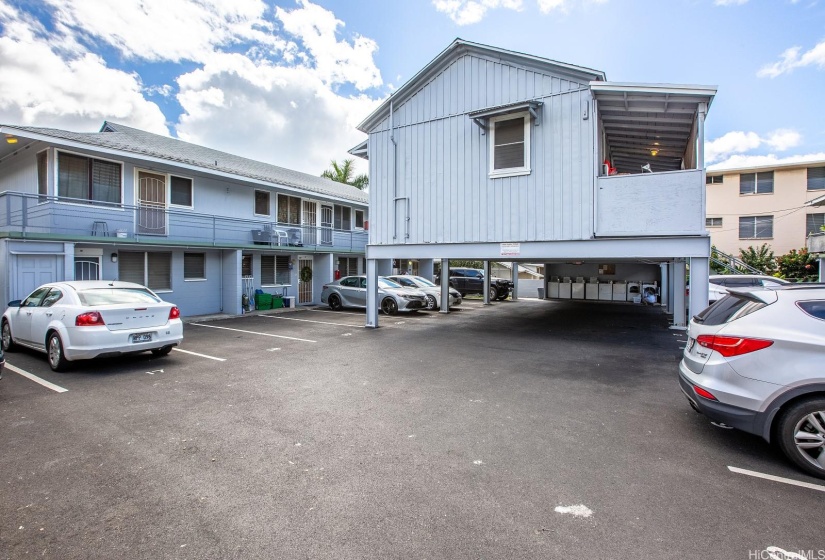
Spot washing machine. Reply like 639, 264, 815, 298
641, 282, 659, 305
626, 281, 641, 303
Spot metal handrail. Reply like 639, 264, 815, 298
711, 248, 766, 275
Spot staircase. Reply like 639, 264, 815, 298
710, 249, 764, 275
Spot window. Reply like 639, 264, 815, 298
254, 190, 270, 216
798, 301, 825, 321
340, 277, 359, 287
184, 253, 205, 280
118, 252, 172, 291
41, 288, 63, 308
22, 286, 50, 307
706, 175, 723, 184
490, 113, 530, 177
808, 167, 825, 191
170, 176, 193, 207
739, 216, 773, 239
807, 213, 825, 236
354, 209, 365, 229
706, 217, 723, 228
739, 172, 774, 195
57, 152, 121, 204
338, 257, 359, 277
37, 151, 48, 199
242, 255, 252, 277
277, 194, 301, 224
74, 257, 100, 281
260, 255, 291, 285
334, 205, 352, 230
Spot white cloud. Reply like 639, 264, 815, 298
705, 129, 801, 163
0, 2, 167, 133
708, 152, 825, 171
433, 0, 523, 25
537, 0, 607, 14
713, 0, 748, 6
757, 39, 825, 78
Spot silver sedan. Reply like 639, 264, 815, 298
2, 280, 183, 372
385, 275, 462, 310
320, 276, 427, 315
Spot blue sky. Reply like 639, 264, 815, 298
0, 0, 823, 175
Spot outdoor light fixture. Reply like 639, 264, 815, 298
650, 148, 659, 156
5, 134, 17, 144
111, 253, 118, 263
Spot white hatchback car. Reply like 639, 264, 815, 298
2, 281, 183, 371
679, 284, 825, 478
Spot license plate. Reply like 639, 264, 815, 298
686, 337, 695, 352
131, 333, 152, 343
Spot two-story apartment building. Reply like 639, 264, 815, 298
0, 122, 368, 316
705, 160, 825, 255
352, 39, 716, 328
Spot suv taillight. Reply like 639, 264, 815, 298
76, 311, 104, 326
169, 307, 181, 320
696, 335, 773, 357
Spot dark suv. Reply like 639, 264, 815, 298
435, 267, 514, 301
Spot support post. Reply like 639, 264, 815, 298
689, 257, 710, 319
659, 263, 669, 309
666, 262, 675, 315
419, 259, 434, 281
483, 260, 491, 305
672, 260, 687, 329
440, 258, 450, 313
366, 258, 379, 328
511, 261, 518, 301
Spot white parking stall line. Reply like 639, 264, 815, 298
728, 466, 825, 493
190, 323, 316, 343
261, 315, 365, 328
172, 348, 226, 361
4, 363, 68, 393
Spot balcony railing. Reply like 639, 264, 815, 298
0, 191, 368, 253
595, 169, 705, 237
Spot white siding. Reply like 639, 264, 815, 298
368, 54, 595, 247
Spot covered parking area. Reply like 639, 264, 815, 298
364, 235, 709, 328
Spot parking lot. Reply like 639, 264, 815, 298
1, 299, 823, 559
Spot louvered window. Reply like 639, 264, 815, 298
261, 256, 276, 284
739, 216, 773, 239
490, 113, 530, 176
57, 152, 122, 204
338, 257, 359, 277
807, 213, 825, 236
184, 253, 205, 279
739, 172, 774, 195
334, 205, 351, 230
118, 252, 171, 290
277, 194, 301, 224
261, 255, 292, 285
254, 190, 270, 215
276, 255, 290, 285
808, 167, 825, 191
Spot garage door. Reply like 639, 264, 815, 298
15, 255, 59, 300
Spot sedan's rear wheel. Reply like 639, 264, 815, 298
776, 397, 825, 479
47, 332, 69, 372
2, 320, 17, 352
329, 294, 343, 311
426, 294, 438, 311
152, 345, 173, 357
381, 297, 398, 315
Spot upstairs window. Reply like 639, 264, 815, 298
37, 150, 48, 200
354, 209, 365, 229
807, 213, 825, 236
334, 205, 351, 230
254, 190, 270, 216
706, 175, 723, 184
808, 167, 825, 191
170, 176, 193, 207
740, 172, 774, 195
57, 151, 122, 204
706, 217, 722, 228
739, 216, 773, 239
490, 113, 531, 178
277, 194, 301, 224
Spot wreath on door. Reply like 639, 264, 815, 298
300, 265, 313, 283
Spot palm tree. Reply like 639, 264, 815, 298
321, 159, 369, 191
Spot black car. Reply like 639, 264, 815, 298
435, 267, 514, 301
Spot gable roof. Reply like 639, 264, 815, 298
357, 38, 606, 133
0, 121, 368, 205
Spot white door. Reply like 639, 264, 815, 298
321, 205, 333, 245
302, 201, 317, 246
138, 171, 167, 235
15, 255, 58, 301
298, 257, 313, 304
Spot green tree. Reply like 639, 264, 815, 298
321, 159, 369, 191
776, 248, 819, 282
738, 244, 777, 275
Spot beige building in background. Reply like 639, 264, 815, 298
705, 160, 825, 256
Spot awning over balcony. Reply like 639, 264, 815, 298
590, 82, 716, 174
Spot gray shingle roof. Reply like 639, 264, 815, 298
4, 121, 368, 205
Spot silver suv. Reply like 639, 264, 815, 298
679, 284, 825, 478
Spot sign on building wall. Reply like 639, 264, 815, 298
500, 243, 520, 256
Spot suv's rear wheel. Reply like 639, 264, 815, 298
776, 397, 825, 479
488, 286, 499, 301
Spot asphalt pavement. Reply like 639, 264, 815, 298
1, 299, 822, 559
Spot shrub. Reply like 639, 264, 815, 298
776, 248, 819, 282
738, 244, 778, 275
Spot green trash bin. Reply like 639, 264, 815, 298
271, 295, 284, 309
255, 293, 273, 310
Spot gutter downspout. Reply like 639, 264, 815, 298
390, 99, 398, 240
